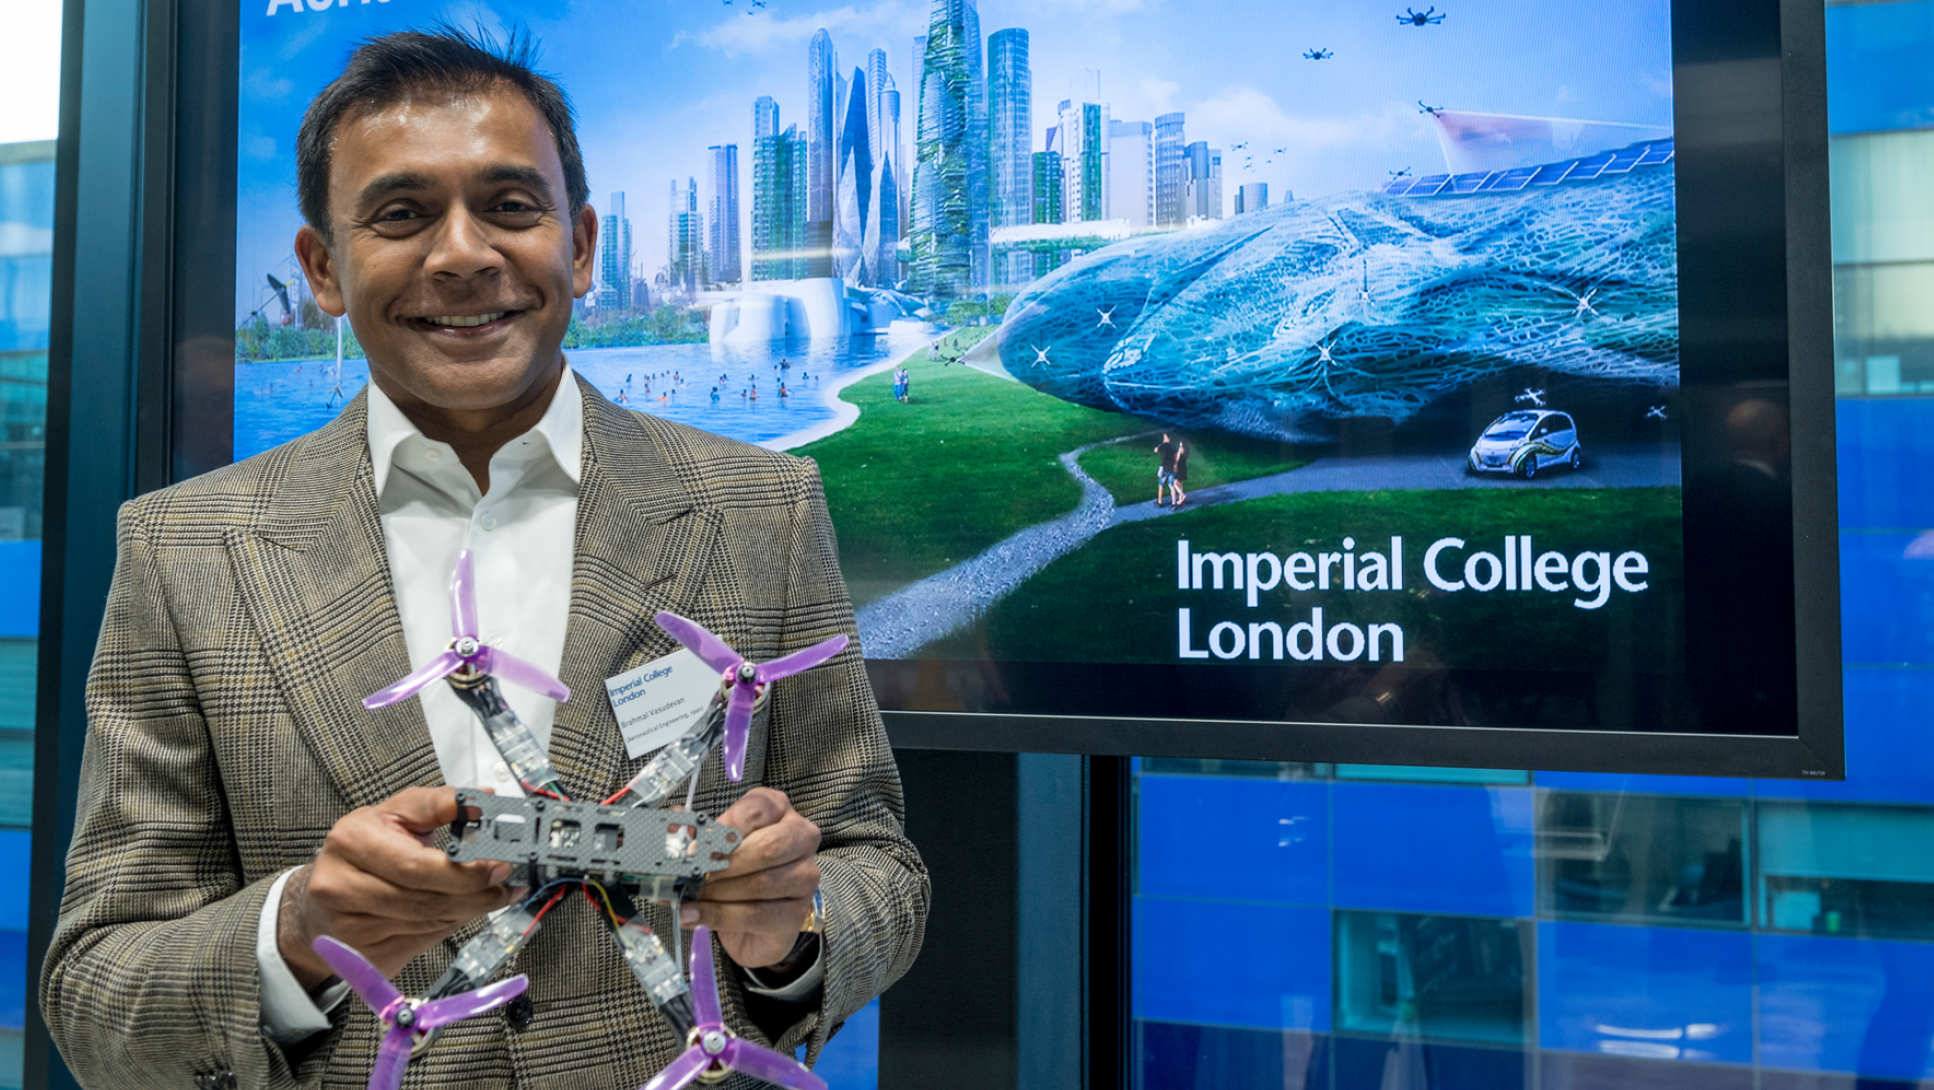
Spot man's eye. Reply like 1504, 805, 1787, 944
377, 208, 420, 222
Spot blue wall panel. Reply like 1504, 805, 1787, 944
1332, 784, 1534, 918
1756, 667, 1934, 805
1137, 775, 1327, 905
0, 544, 38, 641
1838, 400, 1934, 529
1826, 2, 1934, 135
1132, 897, 1329, 1032
1536, 922, 1753, 1065
1757, 934, 1934, 1082
1839, 533, 1934, 665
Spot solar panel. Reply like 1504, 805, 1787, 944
1410, 174, 1451, 196
1529, 162, 1575, 186
1636, 142, 1674, 166
1382, 178, 1415, 196
1490, 166, 1540, 191
1601, 147, 1646, 174
1567, 152, 1615, 180
1450, 171, 1494, 194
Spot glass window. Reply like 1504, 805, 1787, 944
1759, 802, 1934, 941
1333, 910, 1532, 1047
1537, 793, 1748, 927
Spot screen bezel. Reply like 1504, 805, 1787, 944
171, 0, 1842, 777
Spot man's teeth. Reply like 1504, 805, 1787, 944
424, 312, 507, 328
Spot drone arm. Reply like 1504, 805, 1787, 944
615, 697, 724, 807
447, 675, 565, 795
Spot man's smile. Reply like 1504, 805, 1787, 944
405, 309, 525, 337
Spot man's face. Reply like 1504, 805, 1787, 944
295, 84, 596, 416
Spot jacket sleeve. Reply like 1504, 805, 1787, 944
38, 502, 343, 1088
717, 461, 931, 1063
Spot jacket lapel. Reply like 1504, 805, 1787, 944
544, 378, 726, 802
225, 393, 442, 811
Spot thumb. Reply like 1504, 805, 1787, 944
380, 785, 464, 833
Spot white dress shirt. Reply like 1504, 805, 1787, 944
257, 369, 817, 1043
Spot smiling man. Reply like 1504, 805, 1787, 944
40, 27, 927, 1089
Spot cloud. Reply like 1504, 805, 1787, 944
1138, 77, 1180, 115
1187, 85, 1409, 162
245, 69, 295, 100
672, 0, 927, 59
246, 134, 279, 162
1640, 71, 1673, 99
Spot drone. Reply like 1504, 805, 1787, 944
1388, 166, 1412, 179
1096, 306, 1116, 328
1398, 6, 1445, 25
1302, 47, 1333, 60
1417, 99, 1442, 115
1032, 345, 1053, 365
1516, 387, 1547, 407
339, 550, 846, 1090
1647, 404, 1669, 421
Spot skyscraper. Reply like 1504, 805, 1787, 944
833, 66, 875, 284
753, 120, 809, 281
754, 95, 779, 142
807, 29, 838, 276
1234, 181, 1268, 215
882, 76, 905, 263
668, 177, 705, 295
1058, 98, 1111, 222
911, 0, 979, 297
866, 48, 890, 176
1185, 140, 1223, 220
1032, 150, 1064, 224
1154, 111, 1187, 227
598, 191, 632, 310
707, 144, 741, 284
1031, 149, 1066, 279
963, 1, 989, 291
1108, 119, 1153, 228
988, 29, 1032, 228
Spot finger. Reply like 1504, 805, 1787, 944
684, 895, 812, 936
714, 787, 792, 837
327, 813, 512, 896
711, 813, 820, 880
698, 857, 820, 904
309, 859, 517, 924
378, 785, 468, 833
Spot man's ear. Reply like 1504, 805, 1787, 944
572, 202, 600, 299
294, 225, 346, 317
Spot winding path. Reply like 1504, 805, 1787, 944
856, 440, 1679, 656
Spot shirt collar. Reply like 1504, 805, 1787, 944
365, 364, 584, 496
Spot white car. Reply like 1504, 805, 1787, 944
1467, 409, 1582, 478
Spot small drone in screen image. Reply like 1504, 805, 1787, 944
1302, 47, 1333, 60
1397, 6, 1446, 25
336, 551, 850, 1089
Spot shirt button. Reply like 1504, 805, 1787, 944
425, 448, 441, 461
494, 764, 512, 784
480, 513, 498, 531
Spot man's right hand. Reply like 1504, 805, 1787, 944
277, 786, 516, 989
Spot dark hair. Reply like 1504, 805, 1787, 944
295, 24, 590, 242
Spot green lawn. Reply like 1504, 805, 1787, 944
926, 486, 1685, 668
795, 335, 1154, 605
1076, 430, 1315, 505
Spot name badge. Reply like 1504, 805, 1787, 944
605, 648, 721, 758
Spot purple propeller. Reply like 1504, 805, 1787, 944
312, 936, 530, 1090
639, 926, 827, 1090
652, 612, 848, 781
363, 549, 571, 709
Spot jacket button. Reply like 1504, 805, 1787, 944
505, 994, 534, 1032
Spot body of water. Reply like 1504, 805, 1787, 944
232, 326, 937, 461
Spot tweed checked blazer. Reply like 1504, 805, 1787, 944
41, 376, 930, 1089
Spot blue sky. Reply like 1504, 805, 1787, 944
236, 0, 1671, 320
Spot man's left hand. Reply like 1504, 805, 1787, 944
688, 787, 821, 969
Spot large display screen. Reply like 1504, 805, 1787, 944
222, 0, 1840, 775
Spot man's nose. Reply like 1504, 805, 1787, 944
424, 206, 503, 280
